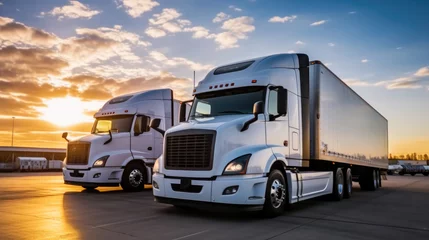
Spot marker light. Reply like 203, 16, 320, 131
251, 80, 257, 83
220, 84, 223, 87
125, 110, 128, 113
214, 85, 218, 88
209, 86, 213, 89
225, 83, 229, 87
231, 83, 235, 86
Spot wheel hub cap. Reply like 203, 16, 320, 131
270, 179, 286, 208
129, 169, 143, 187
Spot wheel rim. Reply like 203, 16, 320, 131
129, 169, 143, 187
270, 179, 286, 208
338, 172, 344, 195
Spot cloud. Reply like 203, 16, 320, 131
213, 16, 255, 49
229, 5, 242, 12
0, 2, 3, 6
349, 11, 356, 14
116, 0, 159, 18
0, 46, 68, 81
0, 17, 59, 47
213, 12, 230, 23
268, 15, 297, 23
76, 26, 151, 46
310, 20, 326, 26
287, 50, 295, 53
183, 26, 211, 39
328, 43, 335, 47
295, 40, 305, 45
324, 63, 332, 66
375, 66, 429, 90
0, 97, 40, 117
81, 65, 161, 80
414, 66, 429, 77
149, 51, 213, 71
361, 59, 368, 63
344, 78, 372, 87
46, 1, 101, 20
145, 8, 194, 38
145, 27, 166, 38
396, 47, 402, 50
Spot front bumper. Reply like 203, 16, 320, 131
152, 173, 267, 206
63, 166, 124, 187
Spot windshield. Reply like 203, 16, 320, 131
91, 115, 134, 134
190, 86, 265, 118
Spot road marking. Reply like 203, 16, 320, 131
93, 215, 157, 228
172, 230, 210, 240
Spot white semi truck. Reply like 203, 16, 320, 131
152, 53, 388, 217
62, 89, 185, 191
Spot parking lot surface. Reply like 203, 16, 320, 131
0, 173, 428, 240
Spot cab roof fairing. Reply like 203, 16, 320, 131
193, 53, 300, 95
94, 88, 173, 118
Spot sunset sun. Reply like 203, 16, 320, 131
38, 97, 92, 127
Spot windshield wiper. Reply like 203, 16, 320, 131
218, 110, 246, 115
190, 113, 213, 118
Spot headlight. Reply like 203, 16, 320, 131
93, 155, 109, 167
153, 159, 160, 173
223, 154, 251, 175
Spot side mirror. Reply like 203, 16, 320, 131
134, 115, 149, 136
241, 101, 264, 132
149, 118, 165, 136
62, 132, 69, 142
277, 88, 288, 116
179, 102, 187, 122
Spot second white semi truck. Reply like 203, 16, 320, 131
152, 53, 388, 217
62, 89, 186, 191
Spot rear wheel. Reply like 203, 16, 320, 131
121, 162, 146, 192
399, 171, 404, 176
423, 173, 429, 176
263, 170, 287, 218
359, 169, 377, 191
332, 168, 344, 201
343, 168, 352, 199
411, 173, 416, 176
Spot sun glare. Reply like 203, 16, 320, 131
38, 97, 93, 126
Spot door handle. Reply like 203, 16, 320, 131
147, 147, 152, 151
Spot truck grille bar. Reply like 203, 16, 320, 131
66, 142, 90, 165
165, 130, 215, 170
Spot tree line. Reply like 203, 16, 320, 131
389, 153, 429, 161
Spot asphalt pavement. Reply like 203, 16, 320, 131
0, 172, 428, 240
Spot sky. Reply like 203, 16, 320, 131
0, 0, 428, 155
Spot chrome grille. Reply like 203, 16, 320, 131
66, 142, 90, 165
165, 131, 215, 170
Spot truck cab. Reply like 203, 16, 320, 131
63, 89, 181, 191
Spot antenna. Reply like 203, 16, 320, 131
193, 71, 196, 89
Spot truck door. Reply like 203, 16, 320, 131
265, 88, 289, 159
131, 115, 156, 161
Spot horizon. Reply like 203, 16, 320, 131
0, 0, 428, 155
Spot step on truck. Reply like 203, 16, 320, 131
62, 89, 186, 191
152, 53, 388, 217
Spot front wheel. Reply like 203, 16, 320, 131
121, 162, 146, 192
263, 169, 287, 218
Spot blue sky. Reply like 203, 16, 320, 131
0, 0, 428, 154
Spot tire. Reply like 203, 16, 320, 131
423, 173, 429, 176
399, 172, 404, 176
263, 169, 287, 218
375, 170, 380, 188
82, 186, 97, 190
387, 171, 393, 175
121, 162, 146, 192
359, 169, 377, 191
332, 168, 344, 201
411, 173, 416, 176
343, 168, 352, 199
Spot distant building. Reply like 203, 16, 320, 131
0, 146, 66, 171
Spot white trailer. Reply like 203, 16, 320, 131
49, 160, 63, 170
152, 54, 388, 217
17, 157, 47, 171
63, 89, 188, 191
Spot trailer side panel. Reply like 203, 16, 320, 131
310, 62, 388, 169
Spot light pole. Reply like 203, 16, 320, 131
11, 117, 15, 147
